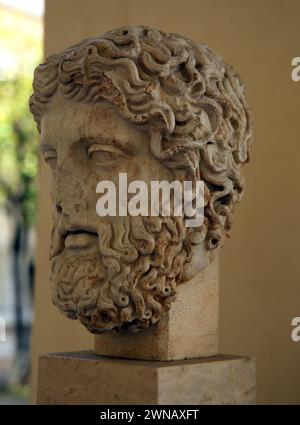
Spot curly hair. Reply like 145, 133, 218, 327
29, 25, 252, 252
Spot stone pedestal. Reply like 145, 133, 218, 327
95, 258, 219, 361
37, 351, 256, 405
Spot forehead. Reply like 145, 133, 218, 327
40, 92, 148, 147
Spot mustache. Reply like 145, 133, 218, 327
50, 216, 151, 262
51, 214, 176, 264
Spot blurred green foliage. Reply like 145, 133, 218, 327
0, 7, 43, 227
0, 77, 38, 226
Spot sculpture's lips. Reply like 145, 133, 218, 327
64, 228, 98, 249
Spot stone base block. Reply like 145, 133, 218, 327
37, 351, 256, 405
95, 258, 219, 361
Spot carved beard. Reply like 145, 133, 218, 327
50, 216, 188, 333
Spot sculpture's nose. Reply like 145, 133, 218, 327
55, 198, 86, 216
53, 164, 87, 216
55, 190, 87, 217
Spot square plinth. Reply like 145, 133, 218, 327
37, 351, 256, 405
95, 258, 219, 361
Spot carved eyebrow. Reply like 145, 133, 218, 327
40, 143, 56, 154
77, 136, 136, 156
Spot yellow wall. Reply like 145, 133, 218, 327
30, 0, 300, 404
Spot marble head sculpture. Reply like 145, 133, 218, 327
29, 25, 252, 334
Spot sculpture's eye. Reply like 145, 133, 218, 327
88, 143, 126, 165
43, 149, 57, 170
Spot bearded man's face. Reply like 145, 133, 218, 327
40, 92, 202, 333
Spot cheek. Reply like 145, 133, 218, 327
126, 156, 173, 182
84, 167, 120, 213
81, 156, 173, 215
